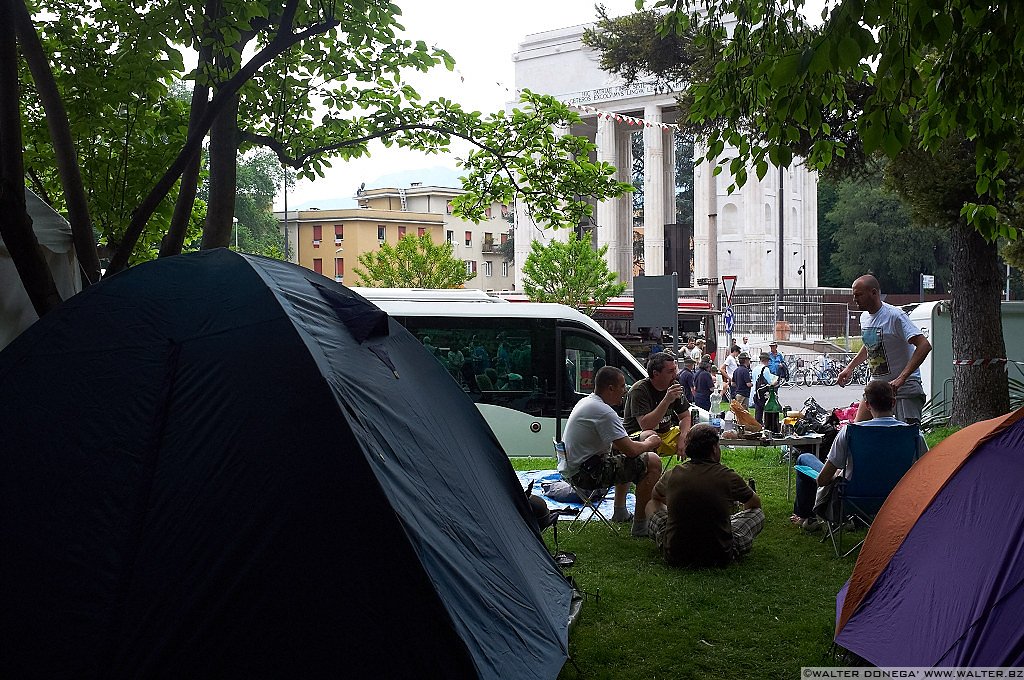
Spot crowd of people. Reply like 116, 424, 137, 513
554, 273, 932, 568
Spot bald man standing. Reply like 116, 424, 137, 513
837, 275, 932, 424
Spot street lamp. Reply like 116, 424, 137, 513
232, 217, 239, 250
796, 256, 807, 339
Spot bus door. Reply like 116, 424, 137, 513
554, 325, 644, 441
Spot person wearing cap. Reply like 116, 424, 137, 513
732, 352, 753, 404
753, 352, 778, 425
767, 341, 788, 383
676, 355, 696, 403
645, 424, 764, 567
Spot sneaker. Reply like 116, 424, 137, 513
611, 507, 634, 523
747, 478, 757, 493
630, 519, 649, 538
802, 518, 821, 533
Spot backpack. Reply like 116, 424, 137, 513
754, 366, 771, 403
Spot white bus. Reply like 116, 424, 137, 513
351, 288, 651, 457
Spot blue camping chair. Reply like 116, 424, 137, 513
815, 423, 921, 557
553, 440, 619, 535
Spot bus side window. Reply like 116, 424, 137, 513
562, 333, 609, 396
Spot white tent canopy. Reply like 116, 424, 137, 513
0, 190, 82, 351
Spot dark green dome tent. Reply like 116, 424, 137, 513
0, 249, 571, 679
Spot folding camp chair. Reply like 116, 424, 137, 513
820, 423, 921, 557
553, 440, 619, 535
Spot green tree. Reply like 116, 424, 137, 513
3, 0, 632, 317
589, 1, 1022, 424
521, 233, 627, 314
827, 180, 950, 293
353, 234, 470, 288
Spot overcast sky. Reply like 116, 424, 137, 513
276, 0, 828, 210
275, 0, 638, 209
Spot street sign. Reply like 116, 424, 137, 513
724, 306, 735, 333
722, 275, 737, 305
921, 274, 935, 289
696, 277, 720, 286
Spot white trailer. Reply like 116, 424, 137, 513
908, 300, 1024, 413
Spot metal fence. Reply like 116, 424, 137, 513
725, 301, 860, 345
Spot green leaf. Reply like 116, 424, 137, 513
770, 52, 801, 88
837, 36, 862, 68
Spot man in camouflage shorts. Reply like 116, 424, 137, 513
559, 366, 664, 538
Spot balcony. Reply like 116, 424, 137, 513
481, 239, 497, 254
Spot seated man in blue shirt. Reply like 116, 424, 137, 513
791, 380, 927, 530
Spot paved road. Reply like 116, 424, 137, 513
775, 380, 863, 413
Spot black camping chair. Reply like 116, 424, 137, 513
552, 440, 619, 535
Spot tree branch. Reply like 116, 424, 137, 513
106, 0, 338, 274
13, 0, 101, 285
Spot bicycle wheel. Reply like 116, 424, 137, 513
824, 368, 839, 386
800, 368, 813, 387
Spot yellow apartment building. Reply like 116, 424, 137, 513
277, 184, 515, 291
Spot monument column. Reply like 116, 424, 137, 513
596, 115, 621, 278
615, 123, 634, 286
643, 103, 666, 276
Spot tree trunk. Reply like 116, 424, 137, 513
160, 44, 212, 258
13, 0, 101, 285
949, 219, 1010, 425
0, 0, 61, 317
200, 89, 240, 250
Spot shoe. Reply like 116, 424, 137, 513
611, 507, 633, 523
790, 514, 805, 526
630, 519, 649, 538
747, 478, 757, 493
802, 518, 821, 533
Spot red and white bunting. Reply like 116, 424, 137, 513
570, 103, 679, 130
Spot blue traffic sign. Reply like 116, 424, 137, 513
724, 306, 735, 333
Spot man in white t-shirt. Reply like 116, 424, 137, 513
559, 366, 663, 537
720, 345, 740, 398
837, 275, 932, 423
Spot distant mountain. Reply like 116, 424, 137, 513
291, 166, 464, 211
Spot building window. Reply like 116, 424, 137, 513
485, 207, 492, 219
465, 231, 472, 247
446, 201, 454, 215
313, 258, 323, 274
464, 260, 477, 276
446, 230, 454, 243
501, 204, 510, 218
482, 261, 493, 277
335, 257, 343, 281
500, 232, 508, 245
502, 261, 509, 277
417, 227, 426, 237
377, 225, 386, 241
312, 225, 322, 247
398, 226, 406, 238
334, 225, 343, 244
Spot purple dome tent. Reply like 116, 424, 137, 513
835, 408, 1024, 666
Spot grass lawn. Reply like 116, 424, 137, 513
511, 428, 957, 679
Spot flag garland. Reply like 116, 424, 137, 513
569, 103, 680, 130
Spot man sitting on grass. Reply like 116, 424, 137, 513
646, 424, 764, 567
791, 380, 928, 531
560, 366, 664, 538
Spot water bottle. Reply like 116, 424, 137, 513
690, 407, 701, 426
723, 409, 736, 432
